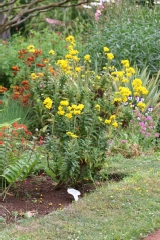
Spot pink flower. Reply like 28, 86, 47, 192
154, 133, 159, 137
95, 10, 101, 22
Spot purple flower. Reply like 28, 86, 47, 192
139, 97, 144, 102
139, 121, 145, 127
128, 95, 132, 101
148, 106, 153, 112
154, 133, 159, 138
121, 140, 126, 143
146, 116, 152, 121
145, 132, 151, 138
140, 130, 146, 135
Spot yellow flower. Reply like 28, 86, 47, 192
72, 56, 80, 62
49, 50, 55, 55
58, 106, 63, 111
75, 67, 81, 72
77, 104, 84, 111
103, 47, 110, 52
65, 113, 72, 119
69, 49, 79, 55
71, 134, 78, 138
65, 54, 73, 59
60, 100, 69, 106
38, 72, 44, 77
121, 59, 130, 68
66, 131, 78, 138
113, 97, 122, 103
122, 78, 129, 83
57, 110, 65, 115
95, 104, 100, 111
106, 53, 114, 60
66, 131, 72, 136
66, 35, 75, 45
112, 122, 118, 128
84, 54, 91, 62
98, 116, 102, 122
96, 75, 101, 80
43, 97, 53, 109
31, 73, 38, 79
111, 71, 124, 77
137, 102, 146, 110
110, 115, 116, 120
56, 60, 69, 70
27, 44, 35, 53
73, 110, 81, 115
126, 67, 135, 77
105, 119, 111, 124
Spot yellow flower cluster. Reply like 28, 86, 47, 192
95, 104, 100, 111
57, 101, 84, 118
132, 78, 148, 96
104, 115, 118, 128
48, 50, 55, 55
56, 36, 81, 75
84, 54, 91, 63
66, 131, 78, 138
137, 102, 146, 112
56, 59, 72, 74
111, 62, 135, 82
121, 59, 130, 68
125, 67, 135, 77
66, 35, 75, 46
115, 87, 132, 102
27, 44, 35, 53
43, 97, 53, 109
106, 53, 114, 60
31, 73, 39, 79
111, 71, 125, 78
103, 47, 110, 52
103, 47, 114, 60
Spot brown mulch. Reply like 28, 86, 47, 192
0, 174, 95, 224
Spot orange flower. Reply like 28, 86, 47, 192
21, 80, 28, 85
48, 66, 55, 75
33, 49, 42, 57
18, 49, 28, 55
0, 86, 7, 93
0, 100, 3, 105
12, 66, 20, 71
36, 63, 46, 68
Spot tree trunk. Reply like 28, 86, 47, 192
0, 0, 11, 40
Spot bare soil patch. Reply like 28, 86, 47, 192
0, 174, 94, 224
142, 230, 160, 240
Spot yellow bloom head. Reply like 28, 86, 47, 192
43, 97, 53, 109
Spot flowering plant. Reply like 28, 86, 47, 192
1, 34, 159, 186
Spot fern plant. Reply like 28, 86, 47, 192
0, 120, 38, 200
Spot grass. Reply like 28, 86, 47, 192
1, 153, 160, 240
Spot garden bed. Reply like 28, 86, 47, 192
0, 174, 95, 224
